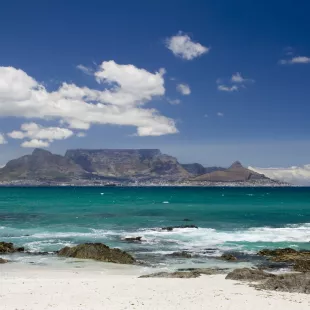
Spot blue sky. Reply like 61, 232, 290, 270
0, 0, 310, 169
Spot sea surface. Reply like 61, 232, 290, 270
1, 187, 310, 270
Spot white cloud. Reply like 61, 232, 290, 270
167, 98, 181, 105
231, 72, 254, 83
279, 56, 310, 65
176, 83, 191, 95
217, 112, 224, 117
217, 85, 238, 92
249, 165, 310, 185
76, 132, 86, 137
21, 139, 50, 148
0, 133, 7, 144
166, 32, 209, 60
8, 123, 74, 144
0, 61, 178, 140
76, 64, 93, 75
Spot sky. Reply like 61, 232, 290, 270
0, 0, 310, 183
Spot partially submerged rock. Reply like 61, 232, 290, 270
58, 243, 136, 264
0, 258, 8, 264
139, 271, 200, 278
168, 251, 193, 258
226, 268, 276, 282
123, 237, 143, 242
220, 254, 237, 261
161, 225, 198, 231
0, 242, 24, 253
255, 273, 310, 294
258, 248, 310, 272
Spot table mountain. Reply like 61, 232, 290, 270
65, 149, 189, 180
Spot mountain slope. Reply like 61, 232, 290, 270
192, 161, 270, 182
0, 149, 85, 181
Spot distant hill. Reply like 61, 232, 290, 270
181, 163, 226, 176
192, 161, 270, 182
0, 149, 85, 182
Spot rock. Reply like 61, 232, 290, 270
58, 243, 136, 264
177, 268, 227, 275
0, 258, 8, 264
293, 260, 310, 272
139, 271, 200, 278
258, 248, 310, 271
123, 237, 142, 242
161, 225, 198, 231
255, 273, 310, 294
220, 254, 237, 261
0, 242, 24, 253
226, 268, 276, 282
168, 251, 192, 258
183, 219, 191, 222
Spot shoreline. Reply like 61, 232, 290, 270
1, 264, 309, 310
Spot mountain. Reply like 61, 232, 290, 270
65, 149, 189, 181
192, 161, 270, 182
0, 149, 85, 182
181, 163, 206, 176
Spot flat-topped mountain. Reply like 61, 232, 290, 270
0, 149, 85, 182
65, 149, 189, 180
0, 149, 283, 185
192, 161, 270, 182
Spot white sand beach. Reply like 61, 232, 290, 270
1, 264, 310, 310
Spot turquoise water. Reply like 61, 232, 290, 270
0, 187, 310, 268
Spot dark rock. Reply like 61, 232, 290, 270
255, 273, 310, 294
258, 248, 310, 272
168, 251, 192, 258
123, 237, 143, 242
0, 242, 24, 253
226, 268, 276, 282
220, 254, 238, 261
0, 258, 8, 264
177, 268, 228, 275
58, 243, 136, 264
183, 219, 191, 222
139, 271, 200, 278
294, 260, 310, 272
161, 225, 198, 231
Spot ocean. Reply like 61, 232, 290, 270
1, 187, 310, 270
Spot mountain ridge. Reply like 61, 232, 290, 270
0, 148, 286, 185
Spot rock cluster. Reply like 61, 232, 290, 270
0, 242, 24, 253
139, 271, 200, 278
225, 268, 275, 281
161, 225, 198, 231
58, 243, 136, 264
258, 248, 310, 272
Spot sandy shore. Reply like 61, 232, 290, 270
1, 265, 310, 310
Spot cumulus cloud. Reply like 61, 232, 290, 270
176, 83, 191, 95
217, 112, 224, 117
166, 32, 209, 60
0, 133, 7, 144
250, 165, 310, 185
8, 122, 74, 146
279, 56, 310, 65
21, 139, 50, 148
0, 61, 178, 144
231, 72, 254, 83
